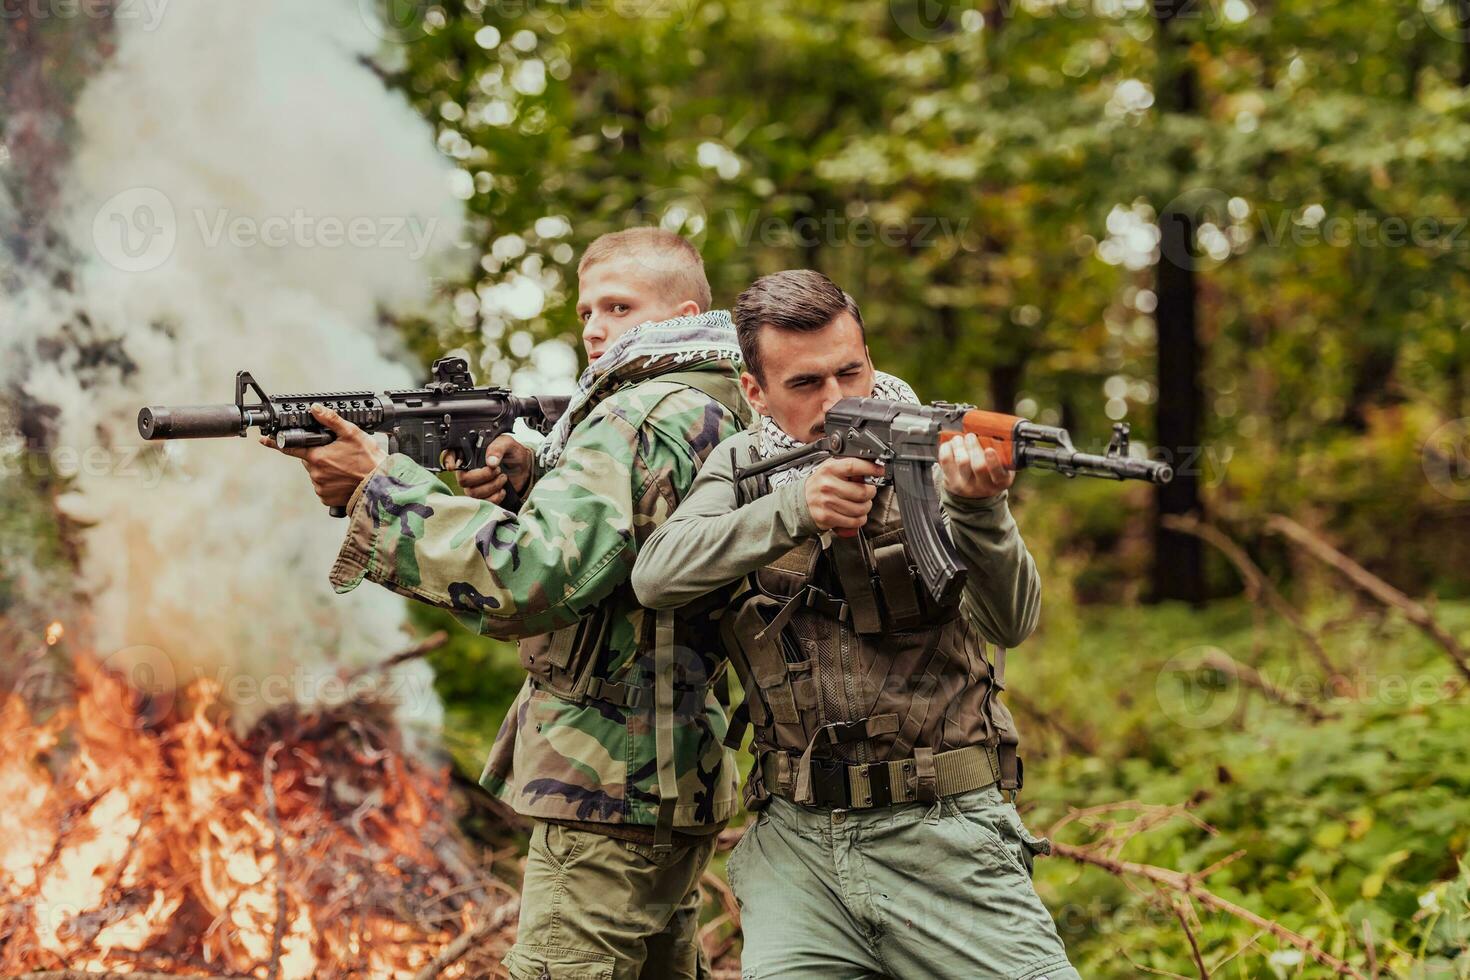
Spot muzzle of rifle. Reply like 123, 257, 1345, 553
137, 404, 246, 440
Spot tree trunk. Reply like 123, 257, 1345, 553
1149, 0, 1206, 605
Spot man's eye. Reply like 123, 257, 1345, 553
612, 304, 630, 314
578, 311, 590, 322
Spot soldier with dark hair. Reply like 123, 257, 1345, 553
270, 228, 752, 980
633, 269, 1079, 979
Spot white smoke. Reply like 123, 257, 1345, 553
1, 1, 470, 736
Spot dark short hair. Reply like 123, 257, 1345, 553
732, 269, 866, 382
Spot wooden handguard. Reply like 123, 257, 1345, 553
938, 410, 1023, 468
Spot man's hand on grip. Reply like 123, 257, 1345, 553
804, 457, 884, 532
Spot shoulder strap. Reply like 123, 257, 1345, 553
660, 370, 754, 428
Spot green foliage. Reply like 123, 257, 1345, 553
1016, 593, 1470, 977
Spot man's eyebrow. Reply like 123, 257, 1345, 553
784, 361, 863, 387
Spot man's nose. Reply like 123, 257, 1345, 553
582, 318, 605, 344
819, 377, 846, 414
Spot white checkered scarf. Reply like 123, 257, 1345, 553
757, 371, 921, 488
537, 309, 743, 469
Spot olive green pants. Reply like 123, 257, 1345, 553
501, 820, 716, 980
727, 785, 1079, 980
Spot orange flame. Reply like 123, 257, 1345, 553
0, 650, 497, 977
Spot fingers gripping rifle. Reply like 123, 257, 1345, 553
735, 398, 1174, 604
138, 356, 570, 517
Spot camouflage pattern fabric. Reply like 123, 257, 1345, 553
330, 356, 748, 829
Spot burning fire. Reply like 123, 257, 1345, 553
0, 630, 510, 977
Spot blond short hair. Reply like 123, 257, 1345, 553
577, 227, 712, 311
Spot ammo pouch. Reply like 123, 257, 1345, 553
830, 527, 948, 635
518, 607, 643, 709
719, 593, 818, 748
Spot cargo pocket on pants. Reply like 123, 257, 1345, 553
944, 787, 1037, 880
1005, 809, 1052, 879
502, 943, 615, 980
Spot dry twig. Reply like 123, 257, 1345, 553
344, 630, 451, 683
1162, 514, 1341, 684
412, 898, 521, 980
1195, 648, 1330, 722
1053, 842, 1368, 979
1265, 515, 1470, 682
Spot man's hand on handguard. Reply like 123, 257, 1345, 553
940, 432, 1015, 500
452, 434, 532, 505
804, 457, 884, 532
260, 403, 386, 508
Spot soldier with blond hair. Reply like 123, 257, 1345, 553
272, 228, 751, 979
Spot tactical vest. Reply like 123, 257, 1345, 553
516, 369, 751, 851
723, 455, 1024, 811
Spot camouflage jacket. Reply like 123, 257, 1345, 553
329, 357, 748, 829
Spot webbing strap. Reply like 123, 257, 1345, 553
912, 746, 938, 802
545, 621, 580, 670
755, 586, 848, 645
766, 743, 1003, 810
831, 535, 884, 634
890, 630, 947, 760
791, 714, 899, 805
723, 701, 750, 751
653, 610, 679, 856
584, 677, 644, 709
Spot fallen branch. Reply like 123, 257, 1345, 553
1162, 514, 1341, 685
1195, 649, 1330, 722
1052, 841, 1368, 979
1265, 515, 1470, 682
343, 630, 451, 683
412, 898, 520, 980
700, 869, 743, 962
1165, 893, 1210, 979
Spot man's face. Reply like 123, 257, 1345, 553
740, 312, 875, 441
576, 256, 699, 364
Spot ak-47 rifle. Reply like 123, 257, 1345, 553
734, 398, 1173, 605
138, 356, 569, 516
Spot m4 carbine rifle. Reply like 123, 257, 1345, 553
138, 356, 569, 516
735, 398, 1174, 606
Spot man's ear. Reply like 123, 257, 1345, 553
677, 300, 701, 318
740, 371, 769, 418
